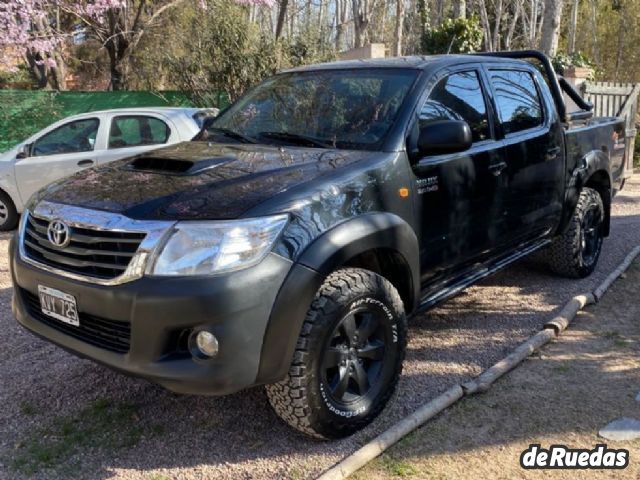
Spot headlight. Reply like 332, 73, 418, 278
149, 214, 288, 276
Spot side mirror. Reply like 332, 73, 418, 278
418, 120, 472, 156
16, 143, 32, 160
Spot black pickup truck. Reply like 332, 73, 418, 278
10, 51, 626, 439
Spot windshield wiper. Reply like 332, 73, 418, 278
258, 131, 332, 149
203, 127, 257, 144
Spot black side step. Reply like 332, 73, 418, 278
416, 238, 551, 313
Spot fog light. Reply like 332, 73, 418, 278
194, 331, 219, 358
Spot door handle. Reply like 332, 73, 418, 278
488, 161, 507, 176
77, 159, 94, 167
545, 146, 561, 160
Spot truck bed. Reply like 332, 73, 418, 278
564, 116, 626, 191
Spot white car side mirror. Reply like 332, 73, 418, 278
16, 144, 32, 160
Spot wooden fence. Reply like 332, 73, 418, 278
582, 81, 640, 179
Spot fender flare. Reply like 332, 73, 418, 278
559, 150, 613, 236
255, 212, 420, 384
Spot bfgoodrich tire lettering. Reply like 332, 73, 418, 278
265, 267, 407, 439
543, 187, 605, 278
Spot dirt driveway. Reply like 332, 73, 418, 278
1, 176, 639, 480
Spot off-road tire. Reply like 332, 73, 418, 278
265, 268, 407, 439
542, 187, 605, 278
0, 190, 18, 231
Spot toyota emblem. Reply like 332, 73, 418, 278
47, 220, 70, 248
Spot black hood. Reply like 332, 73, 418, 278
37, 142, 375, 220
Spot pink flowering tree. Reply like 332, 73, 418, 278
1, 0, 273, 91
0, 0, 69, 89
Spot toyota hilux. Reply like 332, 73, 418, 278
10, 51, 626, 439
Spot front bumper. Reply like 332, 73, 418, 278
10, 237, 293, 395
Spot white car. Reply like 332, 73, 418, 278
0, 107, 218, 230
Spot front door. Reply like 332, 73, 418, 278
411, 69, 507, 284
15, 118, 100, 204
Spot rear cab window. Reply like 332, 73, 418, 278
419, 70, 491, 144
109, 115, 171, 149
488, 69, 544, 135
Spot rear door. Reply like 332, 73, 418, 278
412, 68, 508, 283
96, 114, 176, 165
486, 67, 565, 244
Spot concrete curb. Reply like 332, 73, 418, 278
315, 246, 640, 480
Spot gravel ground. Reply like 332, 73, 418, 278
1, 175, 639, 480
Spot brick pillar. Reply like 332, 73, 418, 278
562, 66, 593, 113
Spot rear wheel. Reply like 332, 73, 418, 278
543, 187, 605, 278
265, 268, 407, 439
0, 190, 18, 231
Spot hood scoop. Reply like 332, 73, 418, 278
127, 156, 231, 175
128, 157, 194, 174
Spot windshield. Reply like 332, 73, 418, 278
198, 69, 418, 150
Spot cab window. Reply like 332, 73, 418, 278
109, 116, 170, 149
489, 69, 544, 134
32, 119, 99, 156
419, 71, 491, 143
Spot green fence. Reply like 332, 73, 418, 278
0, 90, 199, 153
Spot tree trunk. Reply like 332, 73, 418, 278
352, 0, 365, 48
318, 0, 326, 43
417, 0, 429, 38
434, 0, 445, 25
335, 0, 344, 50
529, 0, 538, 48
540, 0, 562, 56
107, 48, 127, 91
590, 0, 600, 64
25, 50, 49, 89
536, 1, 545, 40
492, 0, 503, 52
49, 55, 67, 90
29, 16, 67, 90
394, 0, 405, 56
105, 31, 130, 91
504, 0, 522, 49
477, 0, 493, 51
614, 6, 625, 81
567, 0, 579, 53
275, 0, 289, 39
452, 0, 466, 18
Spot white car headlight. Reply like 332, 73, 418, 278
149, 214, 288, 276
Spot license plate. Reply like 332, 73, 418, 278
38, 285, 79, 327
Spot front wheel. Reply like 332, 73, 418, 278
543, 187, 605, 278
0, 190, 18, 231
265, 268, 407, 439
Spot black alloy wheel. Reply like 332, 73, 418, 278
579, 203, 603, 268
265, 268, 407, 439
320, 307, 389, 407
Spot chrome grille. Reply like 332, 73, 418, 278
23, 213, 146, 280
